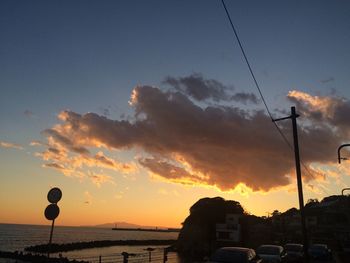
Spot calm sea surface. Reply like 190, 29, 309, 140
0, 223, 180, 262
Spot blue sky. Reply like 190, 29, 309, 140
1, 0, 350, 226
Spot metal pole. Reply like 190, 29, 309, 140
163, 248, 168, 263
122, 252, 129, 263
47, 219, 55, 258
291, 106, 308, 260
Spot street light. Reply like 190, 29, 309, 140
342, 188, 350, 196
337, 144, 350, 163
337, 145, 350, 196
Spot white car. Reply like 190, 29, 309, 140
256, 245, 284, 263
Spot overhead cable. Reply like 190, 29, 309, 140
220, 0, 315, 179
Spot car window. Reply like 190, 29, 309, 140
310, 244, 327, 251
285, 244, 303, 252
257, 246, 281, 255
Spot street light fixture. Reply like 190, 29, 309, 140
342, 188, 350, 196
337, 144, 350, 163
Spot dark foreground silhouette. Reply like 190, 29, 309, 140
176, 195, 350, 261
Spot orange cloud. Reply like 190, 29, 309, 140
39, 76, 350, 192
287, 90, 335, 117
36, 126, 137, 186
287, 90, 350, 136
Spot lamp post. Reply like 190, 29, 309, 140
342, 188, 350, 196
337, 145, 350, 196
337, 144, 350, 163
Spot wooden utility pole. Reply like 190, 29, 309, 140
273, 106, 308, 260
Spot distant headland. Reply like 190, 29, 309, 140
112, 227, 180, 233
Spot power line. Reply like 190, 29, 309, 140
220, 0, 292, 146
220, 0, 315, 180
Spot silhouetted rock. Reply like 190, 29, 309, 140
176, 197, 244, 260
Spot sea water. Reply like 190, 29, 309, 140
0, 223, 180, 262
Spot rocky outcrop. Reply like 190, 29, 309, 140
176, 197, 244, 260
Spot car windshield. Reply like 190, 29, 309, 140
211, 249, 248, 263
257, 246, 280, 255
285, 244, 303, 252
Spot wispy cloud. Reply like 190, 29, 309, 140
88, 172, 115, 188
0, 141, 23, 150
24, 110, 34, 118
84, 191, 93, 204
320, 77, 335, 84
30, 140, 44, 146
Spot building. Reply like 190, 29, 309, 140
216, 214, 241, 242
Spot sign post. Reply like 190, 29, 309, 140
45, 187, 62, 258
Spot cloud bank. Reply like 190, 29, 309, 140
38, 75, 350, 191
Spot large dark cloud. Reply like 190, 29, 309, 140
39, 79, 350, 191
163, 73, 259, 105
163, 73, 230, 101
231, 92, 259, 104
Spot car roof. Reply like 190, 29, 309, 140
219, 247, 254, 252
215, 247, 256, 260
259, 245, 283, 249
285, 243, 303, 247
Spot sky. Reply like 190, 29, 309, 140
1, 0, 350, 228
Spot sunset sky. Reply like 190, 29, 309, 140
1, 0, 350, 228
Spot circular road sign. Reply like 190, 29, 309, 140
47, 187, 62, 203
44, 204, 60, 221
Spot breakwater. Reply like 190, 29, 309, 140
25, 239, 176, 253
0, 250, 88, 263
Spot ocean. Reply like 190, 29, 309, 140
0, 223, 180, 262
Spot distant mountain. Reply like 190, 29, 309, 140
92, 222, 160, 229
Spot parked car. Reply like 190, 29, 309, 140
209, 247, 262, 263
256, 245, 285, 263
308, 244, 332, 260
284, 243, 304, 262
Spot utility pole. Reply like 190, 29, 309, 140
273, 106, 308, 260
